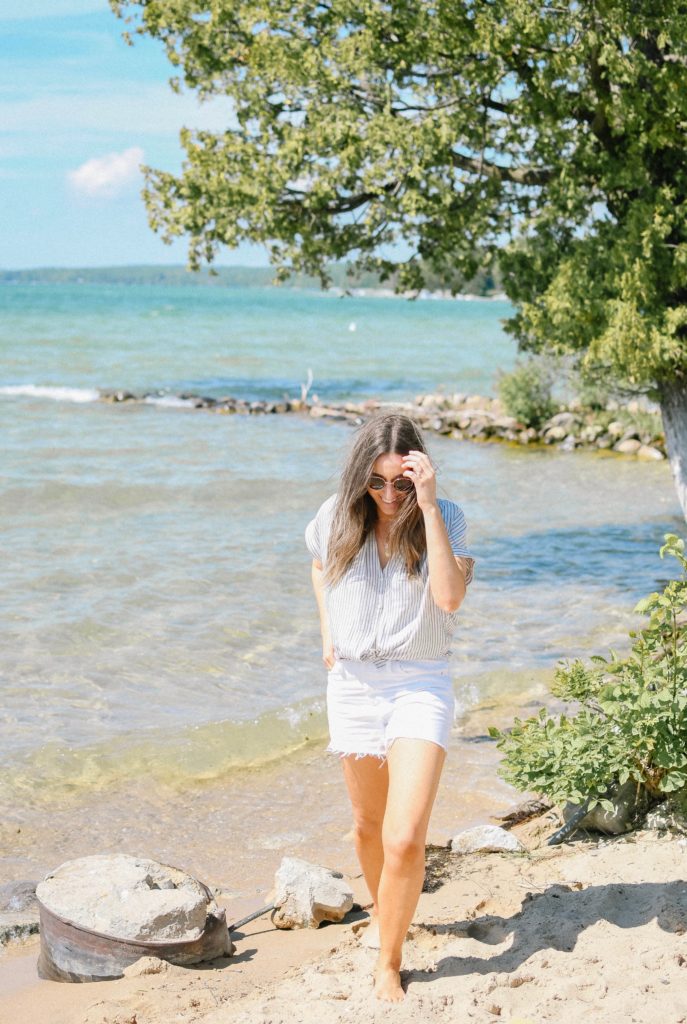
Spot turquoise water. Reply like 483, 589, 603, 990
1, 283, 514, 401
0, 281, 682, 803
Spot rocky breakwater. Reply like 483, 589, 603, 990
310, 392, 666, 461
100, 387, 666, 460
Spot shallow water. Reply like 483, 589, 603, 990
0, 282, 682, 891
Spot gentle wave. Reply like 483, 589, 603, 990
1, 697, 330, 809
0, 384, 101, 403
143, 394, 198, 408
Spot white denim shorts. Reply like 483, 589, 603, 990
326, 658, 455, 760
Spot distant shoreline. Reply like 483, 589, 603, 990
0, 264, 508, 300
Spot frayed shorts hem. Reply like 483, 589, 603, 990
326, 732, 449, 766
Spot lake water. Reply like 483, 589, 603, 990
0, 281, 682, 897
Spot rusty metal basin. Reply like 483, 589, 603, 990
37, 880, 231, 983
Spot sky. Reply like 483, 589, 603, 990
0, 0, 268, 268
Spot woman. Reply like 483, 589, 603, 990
305, 412, 474, 1003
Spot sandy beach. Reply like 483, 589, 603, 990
2, 810, 686, 1024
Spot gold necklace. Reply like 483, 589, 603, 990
376, 525, 392, 556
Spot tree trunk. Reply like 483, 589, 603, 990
659, 378, 687, 520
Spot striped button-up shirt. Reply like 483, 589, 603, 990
305, 494, 475, 663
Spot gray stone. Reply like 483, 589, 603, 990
493, 415, 522, 430
0, 880, 40, 946
544, 425, 567, 442
637, 444, 665, 461
644, 789, 687, 835
548, 411, 579, 430
271, 857, 354, 930
36, 855, 214, 941
607, 420, 625, 439
562, 780, 648, 835
614, 438, 642, 454
580, 424, 605, 442
0, 880, 38, 914
450, 825, 525, 855
596, 434, 613, 448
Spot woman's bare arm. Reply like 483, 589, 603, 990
311, 558, 335, 668
402, 450, 467, 614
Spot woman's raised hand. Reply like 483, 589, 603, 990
402, 450, 437, 511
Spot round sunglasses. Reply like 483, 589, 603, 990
368, 474, 414, 493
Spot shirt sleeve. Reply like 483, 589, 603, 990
304, 514, 322, 561
304, 494, 337, 562
441, 500, 476, 585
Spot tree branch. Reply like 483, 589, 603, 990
449, 150, 551, 186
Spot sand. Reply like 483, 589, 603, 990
2, 822, 686, 1024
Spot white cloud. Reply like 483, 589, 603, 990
67, 145, 144, 197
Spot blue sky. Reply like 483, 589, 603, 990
0, 0, 268, 268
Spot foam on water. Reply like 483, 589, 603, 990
143, 394, 198, 408
0, 384, 100, 403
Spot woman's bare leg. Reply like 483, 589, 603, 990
375, 738, 446, 1002
340, 755, 389, 916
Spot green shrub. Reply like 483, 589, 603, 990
489, 534, 687, 811
498, 360, 557, 428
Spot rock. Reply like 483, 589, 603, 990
596, 434, 613, 449
0, 880, 40, 946
543, 425, 567, 442
519, 427, 539, 444
465, 394, 487, 409
607, 420, 625, 438
614, 438, 642, 454
561, 780, 649, 835
547, 411, 578, 430
637, 444, 665, 461
493, 415, 522, 430
467, 419, 489, 437
580, 424, 605, 443
271, 857, 354, 929
309, 405, 347, 420
123, 956, 171, 978
418, 394, 439, 408
644, 789, 687, 835
36, 855, 214, 941
559, 434, 577, 452
0, 880, 38, 914
450, 825, 525, 855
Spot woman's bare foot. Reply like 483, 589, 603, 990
374, 962, 405, 1002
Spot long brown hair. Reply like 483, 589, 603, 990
324, 412, 429, 586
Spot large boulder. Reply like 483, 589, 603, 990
36, 855, 214, 941
561, 780, 649, 836
271, 857, 354, 930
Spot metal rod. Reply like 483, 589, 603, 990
228, 904, 276, 931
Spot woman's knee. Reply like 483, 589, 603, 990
353, 814, 384, 845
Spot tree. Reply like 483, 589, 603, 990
112, 0, 687, 515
